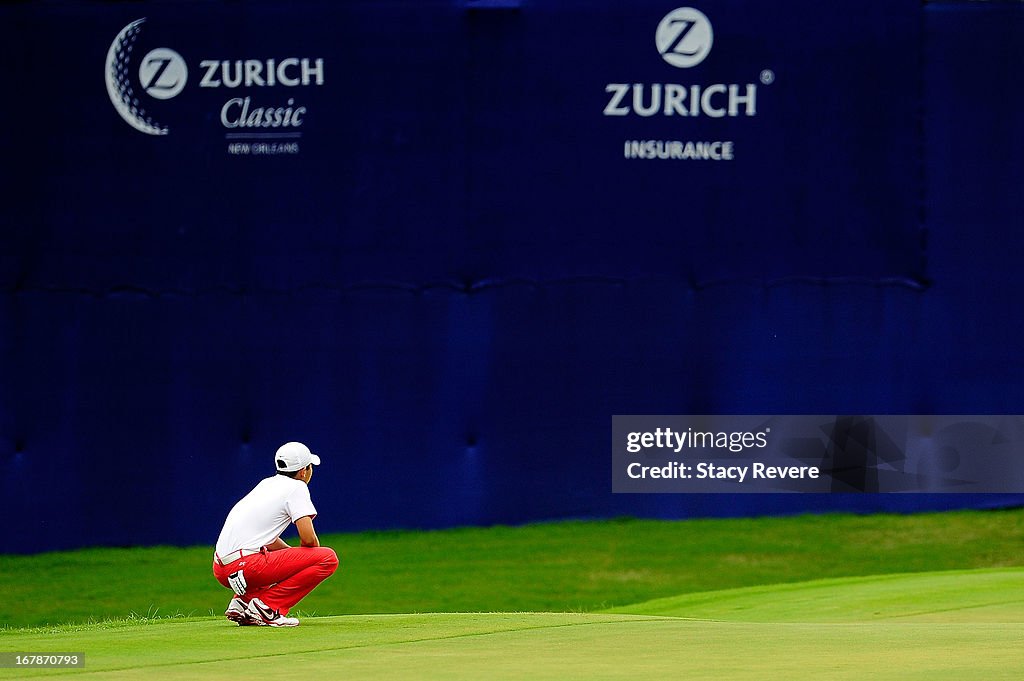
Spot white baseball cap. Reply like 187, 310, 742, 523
275, 441, 321, 472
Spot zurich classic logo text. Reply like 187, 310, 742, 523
104, 18, 325, 152
656, 7, 714, 68
105, 18, 187, 135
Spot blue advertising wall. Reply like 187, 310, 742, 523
1, 0, 1023, 552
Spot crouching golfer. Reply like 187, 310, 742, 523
213, 442, 339, 627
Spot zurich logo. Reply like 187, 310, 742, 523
655, 7, 714, 68
105, 18, 187, 135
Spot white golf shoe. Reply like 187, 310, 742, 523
245, 597, 300, 627
225, 596, 252, 625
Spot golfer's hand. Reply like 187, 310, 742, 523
228, 570, 248, 596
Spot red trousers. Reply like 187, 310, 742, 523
213, 546, 339, 615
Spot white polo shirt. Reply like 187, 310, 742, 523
215, 475, 317, 557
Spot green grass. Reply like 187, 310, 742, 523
1, 509, 1021, 629
0, 569, 1021, 679
1, 510, 1022, 679
608, 567, 1024, 622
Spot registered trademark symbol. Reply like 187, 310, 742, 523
760, 69, 775, 85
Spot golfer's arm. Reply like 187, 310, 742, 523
295, 515, 320, 548
265, 537, 290, 551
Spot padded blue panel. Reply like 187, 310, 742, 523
1, 1, 1023, 552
